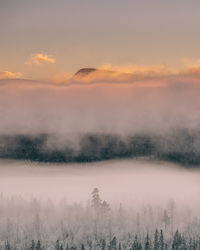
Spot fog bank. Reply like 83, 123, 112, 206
1, 76, 200, 165
0, 159, 199, 211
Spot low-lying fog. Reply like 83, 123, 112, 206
0, 159, 199, 211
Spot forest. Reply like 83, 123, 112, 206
0, 188, 199, 250
1, 128, 200, 166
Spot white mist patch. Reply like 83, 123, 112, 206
0, 159, 199, 211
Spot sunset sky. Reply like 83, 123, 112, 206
1, 0, 200, 82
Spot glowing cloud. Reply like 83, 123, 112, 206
69, 64, 177, 84
99, 64, 177, 76
182, 60, 200, 75
0, 71, 23, 79
27, 53, 56, 65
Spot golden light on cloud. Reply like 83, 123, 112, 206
0, 71, 23, 79
68, 64, 178, 84
3, 60, 200, 84
99, 64, 177, 76
27, 53, 56, 65
182, 60, 200, 75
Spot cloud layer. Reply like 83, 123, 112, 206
47, 62, 200, 84
2, 59, 200, 82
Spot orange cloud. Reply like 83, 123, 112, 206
70, 64, 177, 84
27, 53, 56, 65
0, 71, 23, 79
182, 61, 200, 75
47, 62, 200, 84
99, 64, 177, 76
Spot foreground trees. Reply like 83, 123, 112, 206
0, 189, 199, 249
4, 229, 200, 250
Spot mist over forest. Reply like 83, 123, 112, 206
0, 76, 200, 166
0, 76, 200, 249
0, 186, 199, 250
1, 129, 200, 166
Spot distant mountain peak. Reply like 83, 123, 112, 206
74, 68, 97, 77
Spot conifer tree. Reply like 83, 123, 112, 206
91, 188, 101, 212
153, 229, 159, 250
36, 240, 41, 250
145, 234, 151, 250
133, 235, 143, 250
56, 240, 60, 250
110, 236, 117, 250
160, 230, 164, 250
31, 240, 35, 250
101, 239, 106, 250
172, 230, 182, 250
5, 241, 11, 250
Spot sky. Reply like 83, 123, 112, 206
1, 0, 200, 81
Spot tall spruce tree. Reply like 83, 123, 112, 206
145, 234, 151, 250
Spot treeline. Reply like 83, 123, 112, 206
3, 229, 200, 250
0, 128, 200, 165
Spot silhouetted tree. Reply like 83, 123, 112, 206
5, 241, 11, 250
110, 236, 117, 250
91, 188, 101, 213
160, 230, 165, 250
36, 240, 41, 250
172, 230, 182, 250
153, 229, 159, 250
101, 239, 106, 250
145, 234, 151, 250
133, 235, 142, 250
31, 240, 35, 250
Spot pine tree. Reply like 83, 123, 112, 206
138, 242, 143, 250
189, 238, 193, 250
56, 240, 60, 250
133, 235, 142, 250
172, 230, 182, 250
31, 240, 35, 250
5, 241, 11, 250
160, 230, 164, 250
91, 188, 101, 212
180, 235, 187, 250
110, 236, 117, 250
101, 239, 106, 250
36, 240, 41, 250
101, 200, 110, 216
145, 234, 151, 250
153, 229, 159, 250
